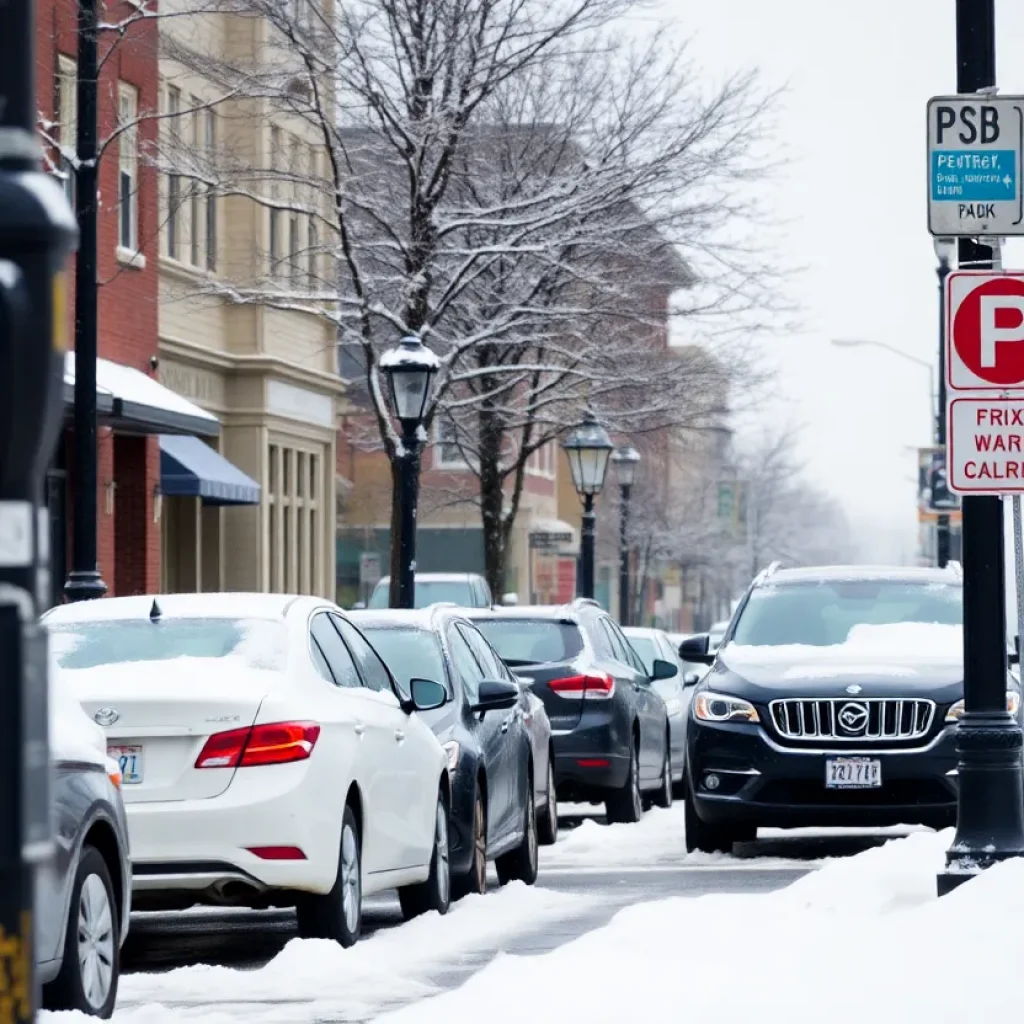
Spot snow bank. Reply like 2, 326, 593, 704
383, 829, 1024, 1024
62, 882, 596, 1024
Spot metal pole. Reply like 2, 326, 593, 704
580, 494, 595, 600
1013, 497, 1024, 659
64, 0, 107, 602
937, 256, 952, 567
618, 483, 630, 624
395, 423, 420, 609
938, 0, 1024, 895
0, 0, 79, 1015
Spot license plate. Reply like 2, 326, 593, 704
825, 757, 881, 789
109, 745, 144, 785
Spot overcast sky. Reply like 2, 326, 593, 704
649, 0, 1024, 563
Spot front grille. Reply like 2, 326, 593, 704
769, 698, 936, 742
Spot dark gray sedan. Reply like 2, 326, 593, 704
39, 678, 132, 1017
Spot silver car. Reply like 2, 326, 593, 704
39, 668, 131, 1018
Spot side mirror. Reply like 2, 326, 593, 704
471, 679, 519, 713
501, 592, 520, 606
683, 671, 701, 687
650, 658, 678, 681
1011, 635, 1021, 666
407, 678, 447, 712
679, 634, 714, 666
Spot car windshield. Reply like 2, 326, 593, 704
474, 619, 584, 665
730, 580, 963, 649
368, 580, 474, 609
47, 618, 286, 671
626, 635, 659, 673
359, 626, 450, 697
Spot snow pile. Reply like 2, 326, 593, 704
383, 829, 1024, 1024
49, 883, 596, 1024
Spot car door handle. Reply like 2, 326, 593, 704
354, 722, 365, 736
501, 720, 510, 733
394, 729, 405, 743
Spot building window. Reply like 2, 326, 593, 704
267, 441, 322, 595
166, 86, 182, 258
526, 440, 555, 478
55, 56, 77, 207
288, 135, 301, 285
307, 218, 318, 290
269, 126, 281, 276
117, 83, 139, 251
189, 97, 201, 265
205, 110, 217, 271
435, 416, 468, 469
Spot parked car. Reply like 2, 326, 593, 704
515, 673, 558, 846
353, 607, 542, 898
40, 661, 131, 1018
43, 593, 452, 946
679, 563, 1013, 854
367, 573, 493, 609
467, 600, 674, 824
623, 626, 700, 796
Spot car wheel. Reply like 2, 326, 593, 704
296, 804, 362, 946
537, 756, 559, 846
452, 784, 487, 900
43, 844, 120, 1018
683, 774, 740, 854
605, 739, 642, 824
399, 786, 452, 920
496, 770, 539, 886
650, 740, 673, 810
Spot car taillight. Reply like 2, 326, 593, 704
195, 722, 321, 769
548, 673, 615, 700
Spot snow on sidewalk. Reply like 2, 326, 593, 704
40, 882, 596, 1024
382, 829, 1018, 1024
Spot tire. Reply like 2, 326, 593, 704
296, 804, 362, 947
683, 775, 750, 854
399, 787, 452, 920
496, 770, 539, 886
649, 740, 674, 810
451, 784, 487, 901
605, 739, 643, 824
537, 755, 559, 846
43, 845, 120, 1018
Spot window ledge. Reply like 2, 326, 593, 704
116, 246, 146, 270
159, 254, 213, 283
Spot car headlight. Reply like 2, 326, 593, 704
946, 691, 1020, 722
694, 691, 759, 724
442, 740, 460, 771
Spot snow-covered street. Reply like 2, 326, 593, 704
37, 807, 970, 1024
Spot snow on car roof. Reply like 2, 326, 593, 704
43, 592, 312, 624
349, 607, 458, 630
766, 565, 959, 585
623, 626, 663, 638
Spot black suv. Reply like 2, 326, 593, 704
680, 563, 1022, 853
467, 600, 676, 823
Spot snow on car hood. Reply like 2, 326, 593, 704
719, 623, 963, 687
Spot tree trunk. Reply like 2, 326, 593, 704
478, 406, 507, 600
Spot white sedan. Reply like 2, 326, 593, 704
44, 593, 453, 946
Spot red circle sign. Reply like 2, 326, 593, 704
953, 277, 1024, 386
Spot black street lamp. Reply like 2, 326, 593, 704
934, 236, 955, 569
562, 411, 613, 601
611, 445, 641, 625
380, 336, 439, 610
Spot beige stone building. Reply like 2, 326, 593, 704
154, 2, 343, 597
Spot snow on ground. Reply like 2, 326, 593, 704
382, 829, 1019, 1024
40, 883, 596, 1024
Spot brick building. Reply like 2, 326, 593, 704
37, 0, 220, 607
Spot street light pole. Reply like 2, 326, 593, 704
0, 0, 79, 1015
580, 494, 596, 601
937, 0, 1024, 896
934, 238, 955, 567
611, 446, 640, 625
64, 0, 107, 603
380, 336, 440, 610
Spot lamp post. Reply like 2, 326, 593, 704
380, 336, 440, 610
611, 446, 641, 625
934, 237, 956, 567
562, 411, 613, 601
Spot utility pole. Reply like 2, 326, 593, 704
0, 0, 79, 1017
64, 0, 107, 602
937, 0, 1024, 895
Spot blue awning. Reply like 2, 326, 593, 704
159, 435, 261, 506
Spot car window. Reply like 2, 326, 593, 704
459, 623, 506, 680
358, 625, 452, 701
474, 618, 584, 665
598, 618, 628, 662
448, 626, 485, 705
310, 613, 361, 688
606, 619, 646, 674
331, 614, 394, 693
625, 634, 658, 673
310, 637, 334, 682
589, 616, 616, 659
